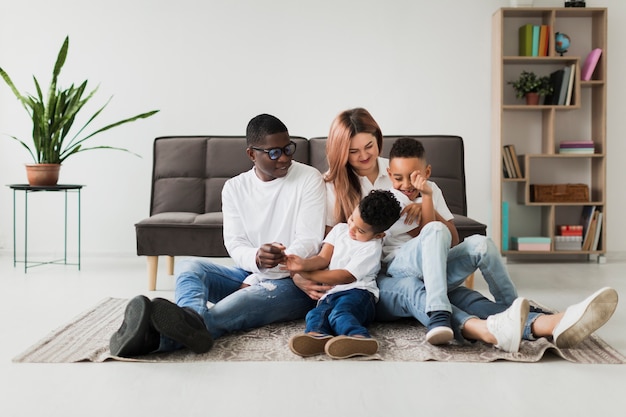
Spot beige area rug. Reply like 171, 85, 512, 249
13, 297, 626, 364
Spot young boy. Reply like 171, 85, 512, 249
382, 137, 461, 345
284, 190, 401, 359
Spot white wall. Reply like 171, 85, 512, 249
1, 0, 624, 257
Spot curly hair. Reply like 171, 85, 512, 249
389, 137, 427, 163
325, 108, 384, 223
359, 190, 401, 234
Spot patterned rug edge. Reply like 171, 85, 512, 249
12, 297, 626, 364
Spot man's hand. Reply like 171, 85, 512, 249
256, 242, 286, 269
292, 273, 333, 301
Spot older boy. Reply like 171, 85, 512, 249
378, 137, 618, 352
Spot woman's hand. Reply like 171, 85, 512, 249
292, 273, 334, 300
401, 203, 422, 225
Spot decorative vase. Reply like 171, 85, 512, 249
525, 92, 540, 105
510, 0, 534, 6
25, 164, 61, 186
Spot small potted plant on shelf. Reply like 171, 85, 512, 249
0, 36, 159, 186
508, 70, 553, 105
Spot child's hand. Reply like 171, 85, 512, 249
401, 203, 422, 225
281, 254, 305, 272
410, 171, 432, 196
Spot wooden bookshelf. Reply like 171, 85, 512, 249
491, 7, 607, 260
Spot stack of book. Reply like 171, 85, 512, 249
580, 206, 603, 251
559, 140, 594, 154
555, 225, 583, 250
519, 24, 550, 57
502, 144, 522, 178
512, 237, 551, 251
544, 63, 576, 106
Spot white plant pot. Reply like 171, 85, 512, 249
510, 0, 534, 6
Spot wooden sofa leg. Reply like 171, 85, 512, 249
464, 272, 475, 289
166, 256, 175, 276
147, 256, 158, 291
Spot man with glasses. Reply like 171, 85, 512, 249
110, 114, 326, 357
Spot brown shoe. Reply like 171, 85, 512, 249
324, 335, 379, 359
289, 333, 333, 357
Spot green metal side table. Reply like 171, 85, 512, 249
7, 184, 83, 272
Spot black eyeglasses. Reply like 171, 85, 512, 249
250, 141, 297, 160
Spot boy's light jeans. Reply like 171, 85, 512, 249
378, 235, 538, 340
386, 221, 452, 314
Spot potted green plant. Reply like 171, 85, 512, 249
508, 70, 553, 105
0, 36, 159, 185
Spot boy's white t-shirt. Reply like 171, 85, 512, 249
325, 157, 392, 227
319, 223, 382, 301
382, 183, 453, 263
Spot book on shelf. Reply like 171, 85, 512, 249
502, 147, 515, 178
581, 48, 602, 81
544, 68, 564, 105
558, 225, 583, 236
518, 24, 533, 56
582, 210, 599, 251
559, 140, 594, 148
558, 65, 571, 105
580, 205, 596, 243
531, 25, 540, 57
559, 148, 594, 154
502, 201, 509, 251
565, 63, 576, 105
504, 144, 522, 178
590, 211, 603, 250
559, 140, 594, 154
538, 25, 549, 56
512, 237, 551, 251
555, 235, 582, 251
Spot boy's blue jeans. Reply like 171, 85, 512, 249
304, 289, 376, 338
386, 221, 452, 314
157, 258, 315, 352
377, 235, 540, 341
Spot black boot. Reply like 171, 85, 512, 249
150, 298, 214, 354
109, 295, 160, 357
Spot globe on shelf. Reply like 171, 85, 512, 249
555, 32, 571, 56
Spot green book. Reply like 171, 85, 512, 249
519, 24, 533, 56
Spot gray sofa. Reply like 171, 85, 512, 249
135, 135, 486, 290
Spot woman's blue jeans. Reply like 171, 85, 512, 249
158, 258, 315, 352
304, 289, 376, 338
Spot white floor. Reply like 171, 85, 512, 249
1, 252, 626, 417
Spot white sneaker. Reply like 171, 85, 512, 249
486, 297, 529, 353
553, 287, 618, 349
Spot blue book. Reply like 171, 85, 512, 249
502, 201, 509, 251
531, 25, 540, 56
